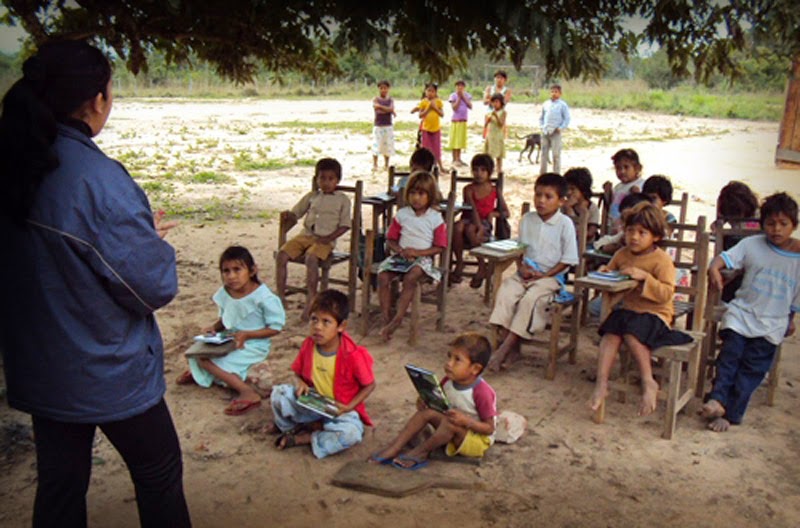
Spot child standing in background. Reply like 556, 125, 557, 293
372, 80, 396, 172
369, 332, 496, 469
701, 193, 800, 432
411, 83, 445, 172
539, 84, 570, 175
484, 93, 507, 174
448, 80, 472, 168
605, 148, 645, 232
177, 246, 286, 416
483, 70, 512, 139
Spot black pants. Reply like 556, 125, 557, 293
31, 399, 191, 528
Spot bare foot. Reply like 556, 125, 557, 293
275, 430, 311, 450
707, 417, 731, 432
486, 348, 509, 372
261, 421, 281, 435
699, 399, 726, 419
380, 318, 401, 342
368, 447, 399, 464
500, 343, 522, 369
638, 379, 659, 417
589, 384, 608, 411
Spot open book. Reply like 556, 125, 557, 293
383, 255, 415, 273
185, 332, 236, 358
482, 239, 526, 252
587, 270, 632, 282
296, 388, 340, 419
405, 364, 451, 413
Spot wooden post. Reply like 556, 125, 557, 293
776, 56, 800, 169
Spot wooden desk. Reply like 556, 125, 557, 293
362, 193, 396, 236
573, 276, 638, 322
468, 242, 526, 306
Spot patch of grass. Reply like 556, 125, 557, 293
233, 151, 291, 171
190, 171, 233, 184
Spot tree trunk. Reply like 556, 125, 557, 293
776, 55, 800, 169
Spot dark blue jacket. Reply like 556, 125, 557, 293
0, 124, 177, 423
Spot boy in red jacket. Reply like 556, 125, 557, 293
266, 289, 375, 457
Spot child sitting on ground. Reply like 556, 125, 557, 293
700, 192, 800, 432
562, 167, 600, 246
369, 332, 496, 469
487, 173, 579, 372
589, 202, 692, 416
604, 148, 645, 233
712, 180, 760, 303
379, 171, 448, 341
451, 153, 510, 288
276, 158, 351, 320
266, 289, 375, 456
177, 246, 286, 416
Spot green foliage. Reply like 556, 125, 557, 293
190, 171, 232, 184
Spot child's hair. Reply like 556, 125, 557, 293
642, 175, 673, 204
455, 80, 465, 87
611, 148, 642, 170
619, 192, 653, 214
219, 246, 260, 284
425, 82, 438, 93
621, 201, 668, 242
760, 192, 799, 228
564, 167, 593, 201
404, 171, 440, 209
550, 83, 562, 91
315, 157, 342, 182
717, 181, 758, 220
470, 153, 494, 175
494, 70, 508, 80
409, 147, 435, 172
489, 92, 505, 107
309, 289, 350, 324
377, 79, 390, 88
450, 332, 492, 369
535, 172, 568, 199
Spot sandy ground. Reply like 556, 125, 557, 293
1, 99, 800, 528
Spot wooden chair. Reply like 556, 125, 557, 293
592, 215, 710, 439
493, 202, 587, 380
275, 178, 363, 312
360, 191, 457, 345
449, 169, 507, 285
698, 221, 782, 403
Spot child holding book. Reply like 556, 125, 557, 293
369, 332, 496, 469
276, 158, 351, 320
700, 192, 800, 432
588, 202, 691, 417
378, 171, 448, 341
177, 246, 286, 416
487, 173, 579, 371
266, 289, 375, 457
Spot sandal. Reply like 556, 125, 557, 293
175, 370, 196, 386
274, 432, 297, 450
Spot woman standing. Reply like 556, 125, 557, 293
0, 41, 191, 527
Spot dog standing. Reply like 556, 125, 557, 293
517, 133, 546, 164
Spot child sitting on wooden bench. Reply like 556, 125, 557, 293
701, 192, 800, 432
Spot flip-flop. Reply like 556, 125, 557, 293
392, 454, 429, 471
223, 399, 261, 416
368, 452, 393, 465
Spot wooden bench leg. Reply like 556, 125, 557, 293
662, 359, 682, 440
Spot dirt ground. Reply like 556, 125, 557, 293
1, 99, 799, 528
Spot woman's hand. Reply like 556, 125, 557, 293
154, 210, 178, 239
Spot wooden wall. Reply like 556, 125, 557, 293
776, 57, 800, 168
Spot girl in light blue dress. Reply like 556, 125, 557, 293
177, 246, 285, 415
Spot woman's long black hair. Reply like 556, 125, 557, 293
0, 40, 111, 224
